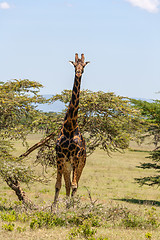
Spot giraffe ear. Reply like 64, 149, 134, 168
84, 61, 90, 67
69, 61, 76, 66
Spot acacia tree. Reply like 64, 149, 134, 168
0, 79, 48, 207
23, 90, 145, 168
1, 80, 144, 205
131, 99, 160, 186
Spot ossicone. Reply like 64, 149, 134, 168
69, 53, 90, 67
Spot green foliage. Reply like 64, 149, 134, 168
17, 212, 29, 222
145, 232, 152, 239
60, 90, 143, 152
122, 213, 145, 228
0, 141, 34, 184
30, 212, 66, 229
68, 219, 97, 239
2, 223, 14, 231
121, 207, 160, 229
0, 79, 148, 200
0, 79, 49, 199
39, 188, 50, 193
131, 99, 160, 187
36, 90, 144, 167
0, 205, 30, 224
145, 207, 160, 228
1, 210, 16, 222
16, 226, 26, 232
131, 99, 160, 145
0, 79, 46, 141
0, 196, 160, 237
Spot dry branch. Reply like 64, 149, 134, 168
19, 131, 57, 159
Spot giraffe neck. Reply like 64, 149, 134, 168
63, 75, 81, 131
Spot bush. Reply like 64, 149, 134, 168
2, 223, 14, 231
30, 212, 66, 229
68, 219, 97, 239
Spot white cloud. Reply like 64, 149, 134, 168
65, 1, 73, 8
125, 0, 160, 13
0, 2, 11, 9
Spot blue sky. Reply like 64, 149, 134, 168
0, 0, 160, 99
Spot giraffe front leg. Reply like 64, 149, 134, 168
63, 162, 72, 208
71, 156, 86, 197
71, 168, 78, 197
71, 157, 79, 197
77, 156, 86, 183
53, 160, 64, 206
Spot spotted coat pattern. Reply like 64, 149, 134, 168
54, 53, 89, 205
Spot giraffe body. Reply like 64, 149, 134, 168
54, 53, 89, 205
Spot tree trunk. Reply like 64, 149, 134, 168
5, 177, 38, 209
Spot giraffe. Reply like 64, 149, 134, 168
54, 53, 89, 205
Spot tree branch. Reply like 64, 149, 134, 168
19, 131, 57, 159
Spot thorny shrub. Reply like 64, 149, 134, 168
0, 196, 160, 235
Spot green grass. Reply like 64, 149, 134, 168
0, 133, 160, 240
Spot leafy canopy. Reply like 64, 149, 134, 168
131, 99, 160, 187
35, 90, 144, 167
0, 79, 47, 184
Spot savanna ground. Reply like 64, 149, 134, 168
0, 134, 160, 240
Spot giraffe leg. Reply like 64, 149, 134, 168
53, 159, 64, 206
71, 156, 86, 197
71, 157, 79, 197
63, 170, 71, 197
63, 162, 72, 207
71, 167, 78, 197
77, 156, 86, 183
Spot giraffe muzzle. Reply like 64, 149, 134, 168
76, 71, 82, 77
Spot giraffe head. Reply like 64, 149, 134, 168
70, 53, 90, 78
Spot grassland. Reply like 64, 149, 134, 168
0, 134, 160, 239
